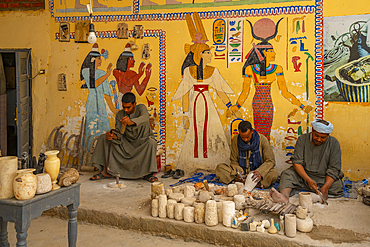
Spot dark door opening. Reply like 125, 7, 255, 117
0, 49, 32, 159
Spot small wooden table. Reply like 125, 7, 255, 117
0, 183, 80, 247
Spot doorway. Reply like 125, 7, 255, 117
0, 49, 32, 159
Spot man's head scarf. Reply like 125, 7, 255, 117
311, 120, 333, 134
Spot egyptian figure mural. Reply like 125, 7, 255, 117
172, 12, 235, 172
229, 18, 313, 140
80, 43, 118, 147
113, 43, 152, 107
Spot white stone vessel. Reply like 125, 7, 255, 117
222, 201, 235, 227
151, 199, 159, 217
297, 216, 313, 232
158, 194, 167, 218
167, 201, 176, 219
244, 173, 258, 192
299, 192, 312, 211
183, 206, 195, 223
285, 214, 297, 238
0, 156, 18, 199
233, 195, 245, 210
36, 173, 52, 194
205, 200, 218, 226
175, 203, 185, 220
194, 203, 205, 224
227, 184, 238, 197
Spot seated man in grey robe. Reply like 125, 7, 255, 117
215, 121, 278, 188
90, 92, 158, 182
271, 119, 344, 203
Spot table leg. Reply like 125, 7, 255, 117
15, 223, 29, 247
0, 217, 10, 247
67, 204, 78, 247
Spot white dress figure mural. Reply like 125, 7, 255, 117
172, 12, 235, 172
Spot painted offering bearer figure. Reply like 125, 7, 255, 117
80, 43, 117, 148
172, 12, 235, 172
230, 18, 313, 140
113, 43, 152, 107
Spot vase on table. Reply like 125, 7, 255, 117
0, 156, 18, 199
13, 169, 37, 200
44, 150, 61, 190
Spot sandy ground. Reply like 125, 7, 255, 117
6, 216, 215, 247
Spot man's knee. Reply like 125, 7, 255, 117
216, 163, 234, 184
328, 179, 344, 197
261, 168, 278, 188
278, 167, 298, 191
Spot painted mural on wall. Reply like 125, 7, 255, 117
172, 12, 235, 171
324, 14, 370, 102
113, 43, 152, 107
80, 43, 118, 147
52, 0, 319, 172
230, 18, 313, 141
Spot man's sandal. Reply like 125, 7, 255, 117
143, 174, 158, 183
161, 169, 175, 178
90, 172, 110, 181
172, 169, 184, 179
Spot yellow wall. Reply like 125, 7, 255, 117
0, 0, 369, 180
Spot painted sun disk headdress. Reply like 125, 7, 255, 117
245, 18, 283, 62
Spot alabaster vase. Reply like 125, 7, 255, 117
44, 150, 61, 190
0, 156, 18, 199
13, 169, 37, 200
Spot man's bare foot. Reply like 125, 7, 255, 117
101, 170, 112, 177
269, 187, 289, 203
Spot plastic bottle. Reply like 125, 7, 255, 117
354, 178, 370, 192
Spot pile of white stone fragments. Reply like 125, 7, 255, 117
150, 181, 315, 238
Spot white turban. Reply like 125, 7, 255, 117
311, 120, 333, 134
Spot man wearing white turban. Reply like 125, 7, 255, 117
270, 119, 344, 203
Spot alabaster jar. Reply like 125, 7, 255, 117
0, 156, 18, 199
44, 150, 61, 190
13, 169, 37, 200
244, 173, 258, 192
299, 192, 312, 211
297, 216, 314, 233
285, 214, 297, 238
36, 173, 52, 194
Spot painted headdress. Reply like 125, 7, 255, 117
243, 18, 283, 77
120, 43, 134, 57
81, 43, 107, 88
116, 43, 134, 72
184, 12, 211, 66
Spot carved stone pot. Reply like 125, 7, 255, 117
13, 169, 37, 200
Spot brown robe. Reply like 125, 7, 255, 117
91, 104, 158, 179
215, 133, 278, 187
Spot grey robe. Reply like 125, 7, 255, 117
279, 133, 344, 196
91, 104, 158, 179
